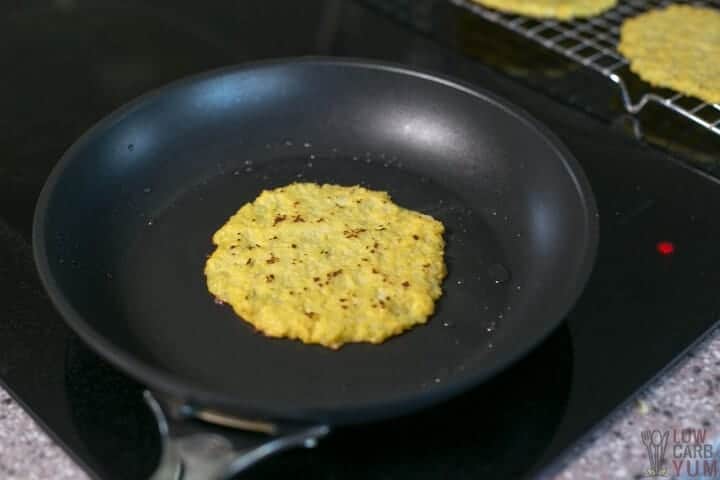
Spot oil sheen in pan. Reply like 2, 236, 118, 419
111, 149, 514, 387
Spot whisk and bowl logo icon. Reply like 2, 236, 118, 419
640, 428, 720, 478
642, 430, 670, 477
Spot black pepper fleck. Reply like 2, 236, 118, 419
266, 253, 279, 264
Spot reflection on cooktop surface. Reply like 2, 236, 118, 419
64, 326, 573, 479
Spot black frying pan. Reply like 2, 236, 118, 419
33, 58, 598, 479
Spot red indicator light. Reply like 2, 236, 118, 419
656, 241, 675, 256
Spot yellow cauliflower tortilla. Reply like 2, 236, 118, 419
468, 0, 617, 20
204, 183, 447, 349
619, 5, 720, 105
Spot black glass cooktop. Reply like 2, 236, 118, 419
2, 1, 720, 479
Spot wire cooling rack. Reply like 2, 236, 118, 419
449, 0, 720, 136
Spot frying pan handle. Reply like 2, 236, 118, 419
143, 391, 330, 480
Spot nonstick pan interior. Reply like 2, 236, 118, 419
34, 59, 597, 424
